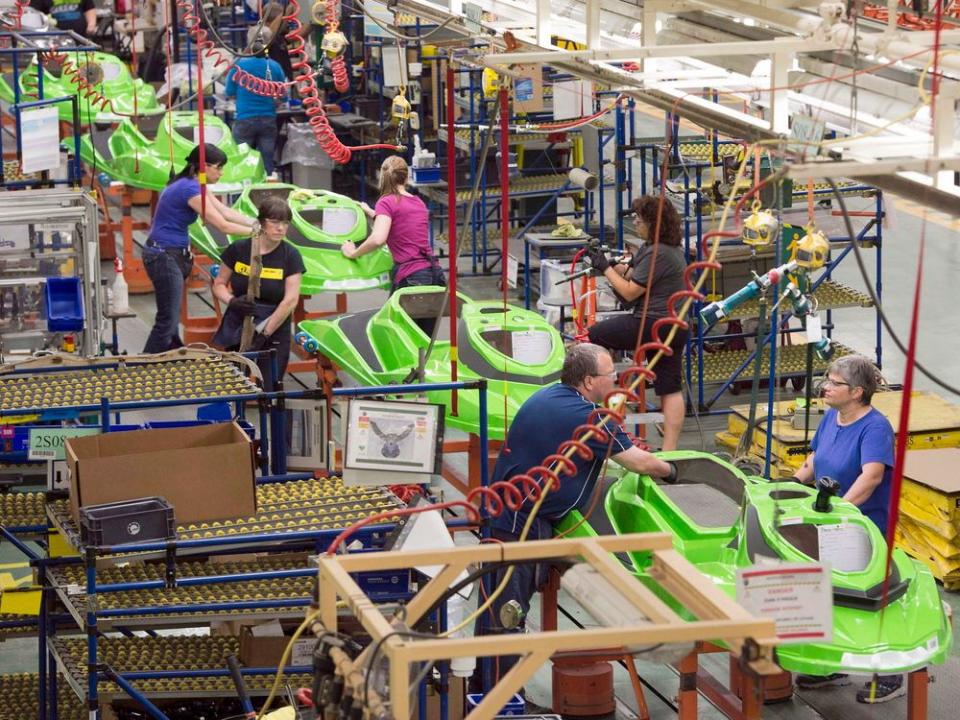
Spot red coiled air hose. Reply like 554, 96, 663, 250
32, 51, 113, 113
325, 416, 614, 555
324, 0, 349, 93
174, 0, 395, 164
330, 56, 349, 93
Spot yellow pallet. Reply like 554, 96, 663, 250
900, 495, 958, 542
723, 392, 960, 471
902, 477, 960, 525
712, 431, 797, 478
896, 522, 960, 590
897, 514, 960, 561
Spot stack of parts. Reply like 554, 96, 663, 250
51, 636, 311, 699
0, 491, 46, 528
716, 391, 960, 477
49, 556, 315, 628
0, 673, 86, 720
47, 477, 404, 547
895, 449, 960, 590
0, 359, 257, 412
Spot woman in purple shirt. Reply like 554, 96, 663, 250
340, 156, 445, 293
143, 144, 256, 353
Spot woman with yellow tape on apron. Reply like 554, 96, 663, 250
212, 196, 305, 390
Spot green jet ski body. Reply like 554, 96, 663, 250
558, 451, 952, 676
80, 111, 265, 192
189, 183, 392, 295
0, 51, 159, 124
296, 286, 566, 439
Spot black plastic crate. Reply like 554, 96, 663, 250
79, 497, 176, 546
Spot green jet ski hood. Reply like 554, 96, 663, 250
558, 451, 952, 676
0, 51, 159, 124
80, 111, 265, 192
296, 286, 566, 439
190, 183, 392, 295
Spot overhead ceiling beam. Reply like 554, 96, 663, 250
482, 37, 839, 65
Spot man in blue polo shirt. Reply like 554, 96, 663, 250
480, 343, 676, 687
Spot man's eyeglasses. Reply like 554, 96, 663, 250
592, 371, 618, 380
820, 378, 850, 388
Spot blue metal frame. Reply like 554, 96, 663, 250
0, 30, 96, 187
30, 378, 488, 720
635, 142, 883, 414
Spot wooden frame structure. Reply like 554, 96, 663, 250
316, 533, 780, 720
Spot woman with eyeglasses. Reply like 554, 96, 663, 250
583, 195, 688, 450
143, 143, 257, 353
340, 156, 445, 333
792, 354, 902, 703
212, 195, 305, 389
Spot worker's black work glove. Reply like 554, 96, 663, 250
250, 332, 271, 351
586, 245, 610, 273
229, 296, 257, 316
663, 461, 679, 484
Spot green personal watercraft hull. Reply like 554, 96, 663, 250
0, 51, 159, 124
80, 111, 265, 192
189, 183, 392, 295
559, 451, 952, 676
296, 286, 565, 439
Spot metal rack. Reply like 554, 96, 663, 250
635, 140, 884, 413
431, 62, 616, 275
0, 30, 90, 189
35, 481, 407, 720
49, 635, 313, 702
0, 189, 102, 356
10, 377, 490, 720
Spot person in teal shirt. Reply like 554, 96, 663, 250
225, 30, 285, 174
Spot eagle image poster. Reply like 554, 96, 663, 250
345, 401, 440, 473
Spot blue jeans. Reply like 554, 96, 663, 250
233, 116, 278, 174
143, 249, 186, 353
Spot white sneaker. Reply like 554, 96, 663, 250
266, 172, 280, 182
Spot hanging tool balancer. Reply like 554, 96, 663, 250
699, 228, 833, 360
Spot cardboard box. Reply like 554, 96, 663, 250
66, 422, 256, 527
239, 622, 318, 668
415, 676, 465, 720
904, 449, 960, 495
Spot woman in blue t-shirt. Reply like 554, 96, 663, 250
792, 354, 903, 703
143, 144, 256, 353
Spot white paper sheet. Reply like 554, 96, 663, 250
512, 330, 552, 365
20, 106, 60, 174
818, 522, 873, 573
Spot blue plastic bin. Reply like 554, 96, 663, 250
0, 425, 32, 462
44, 277, 85, 332
412, 165, 442, 184
466, 693, 526, 716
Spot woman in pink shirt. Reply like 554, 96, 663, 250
340, 156, 445, 293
